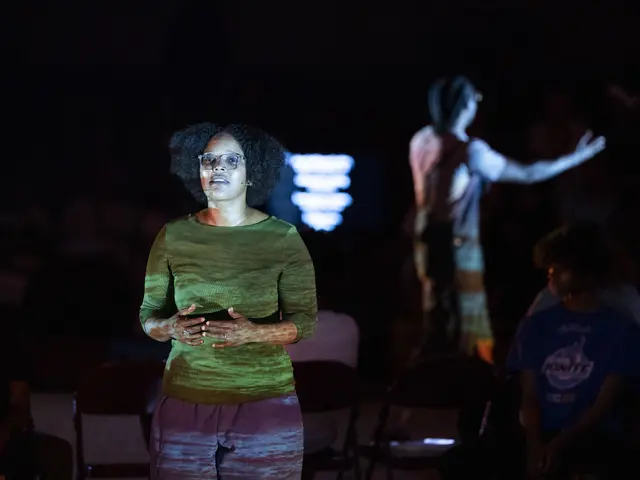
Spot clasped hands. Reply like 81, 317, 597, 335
169, 304, 259, 348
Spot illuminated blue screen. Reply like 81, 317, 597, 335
267, 152, 384, 233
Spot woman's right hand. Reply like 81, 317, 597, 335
166, 304, 205, 346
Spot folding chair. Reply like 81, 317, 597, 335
73, 360, 164, 479
363, 354, 495, 480
294, 361, 362, 480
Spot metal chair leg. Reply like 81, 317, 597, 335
365, 403, 391, 480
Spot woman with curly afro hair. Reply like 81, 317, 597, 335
140, 123, 317, 479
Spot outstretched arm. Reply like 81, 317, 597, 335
469, 132, 605, 185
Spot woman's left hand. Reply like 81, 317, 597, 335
201, 307, 259, 348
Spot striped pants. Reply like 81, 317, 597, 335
422, 224, 494, 361
150, 393, 303, 479
454, 239, 494, 360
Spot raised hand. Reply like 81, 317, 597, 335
575, 130, 606, 160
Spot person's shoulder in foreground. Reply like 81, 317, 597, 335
520, 302, 636, 338
579, 306, 640, 378
520, 301, 565, 331
508, 304, 585, 371
528, 284, 640, 326
255, 215, 302, 234
508, 303, 564, 365
467, 138, 507, 182
596, 305, 640, 347
526, 286, 560, 316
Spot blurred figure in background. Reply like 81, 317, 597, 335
0, 322, 72, 480
286, 274, 359, 453
440, 223, 640, 480
507, 223, 640, 479
409, 76, 605, 363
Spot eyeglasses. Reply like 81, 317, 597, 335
198, 152, 244, 170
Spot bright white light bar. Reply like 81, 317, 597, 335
293, 173, 351, 191
291, 191, 353, 211
289, 154, 354, 175
288, 153, 354, 232
422, 438, 455, 446
389, 438, 456, 447
301, 212, 342, 232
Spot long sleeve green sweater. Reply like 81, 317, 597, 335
140, 215, 317, 404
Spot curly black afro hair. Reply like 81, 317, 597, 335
534, 222, 612, 285
169, 123, 286, 207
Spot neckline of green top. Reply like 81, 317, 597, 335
188, 213, 275, 230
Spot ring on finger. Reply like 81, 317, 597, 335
183, 329, 189, 336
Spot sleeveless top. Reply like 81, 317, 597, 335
410, 128, 484, 242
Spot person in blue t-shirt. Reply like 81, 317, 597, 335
508, 223, 640, 478
439, 223, 640, 480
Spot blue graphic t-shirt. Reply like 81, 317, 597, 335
507, 304, 640, 432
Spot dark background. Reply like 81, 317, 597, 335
4, 1, 640, 384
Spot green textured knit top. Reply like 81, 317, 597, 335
140, 214, 317, 405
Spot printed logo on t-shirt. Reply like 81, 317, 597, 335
541, 336, 594, 390
557, 323, 592, 335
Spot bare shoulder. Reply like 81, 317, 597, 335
468, 137, 490, 150
410, 125, 436, 144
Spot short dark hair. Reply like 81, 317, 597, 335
428, 75, 477, 132
534, 222, 612, 287
169, 123, 286, 207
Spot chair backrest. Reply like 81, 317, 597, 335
74, 361, 165, 416
387, 354, 496, 409
293, 361, 359, 414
